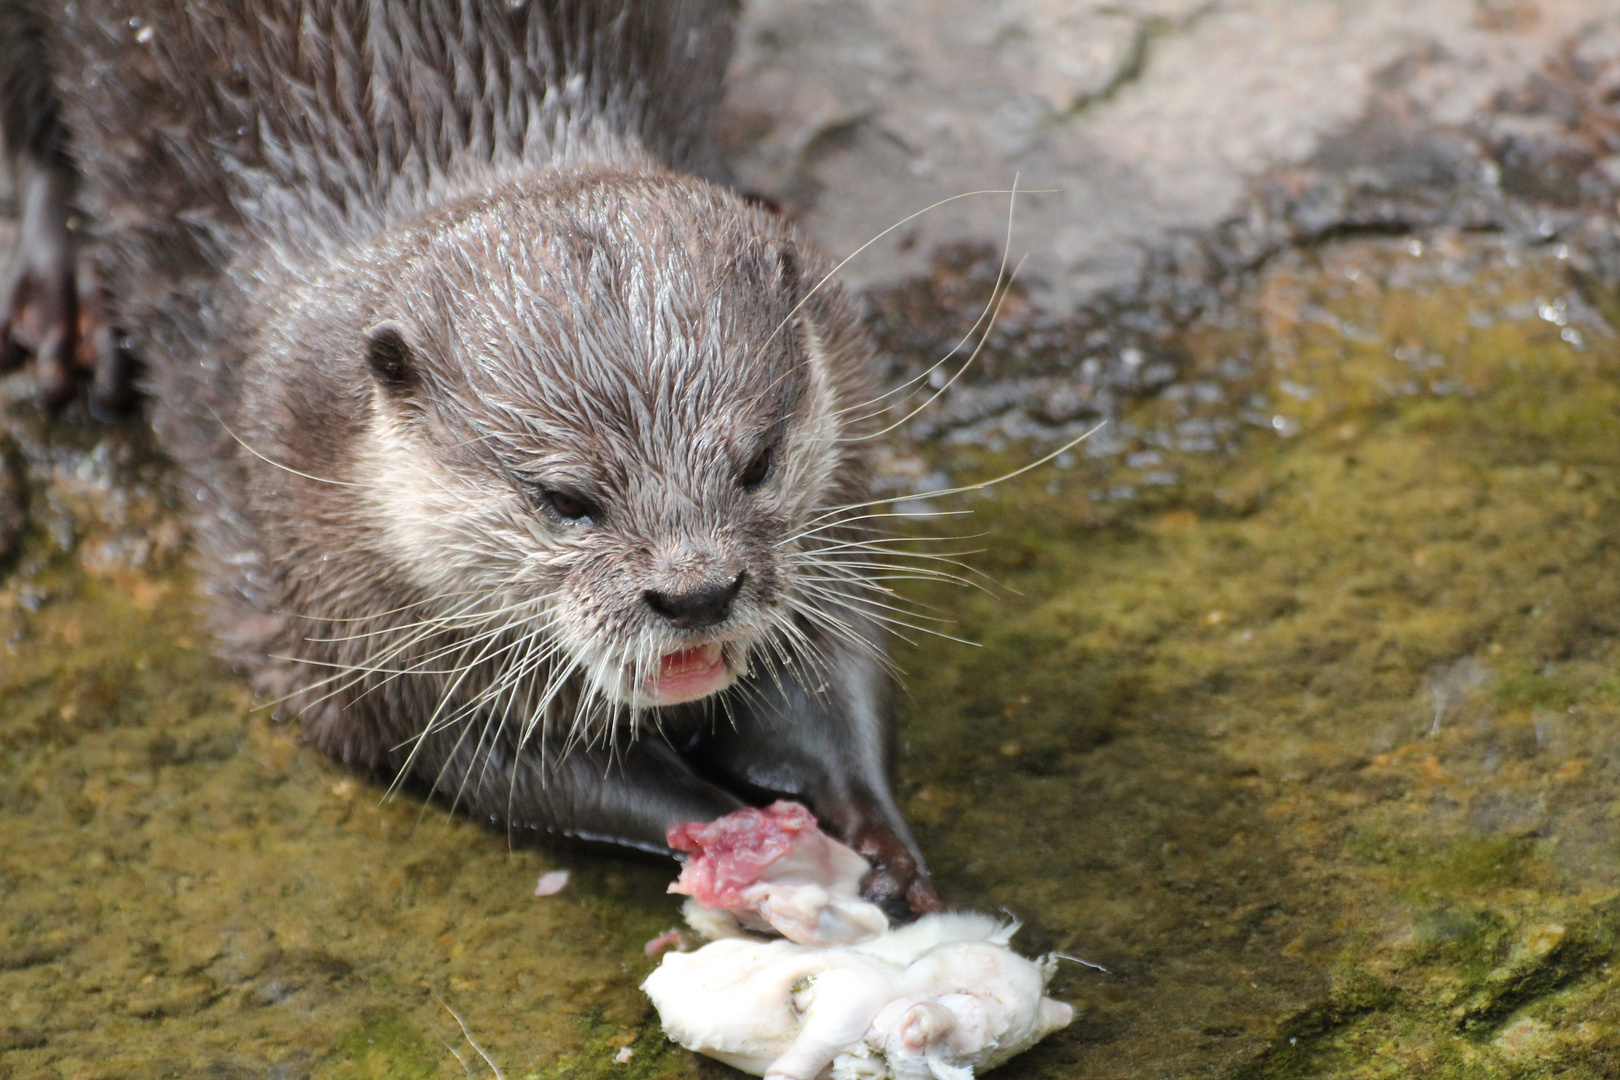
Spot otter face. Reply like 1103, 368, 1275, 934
338, 172, 875, 723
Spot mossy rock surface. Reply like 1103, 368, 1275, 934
3, 235, 1619, 1077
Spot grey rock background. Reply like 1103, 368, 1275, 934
723, 0, 1615, 306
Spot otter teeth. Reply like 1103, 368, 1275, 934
642, 641, 732, 703
659, 642, 723, 673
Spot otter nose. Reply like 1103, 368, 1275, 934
645, 573, 745, 630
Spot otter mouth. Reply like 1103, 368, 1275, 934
643, 641, 734, 705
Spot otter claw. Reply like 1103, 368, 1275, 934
854, 825, 944, 919
907, 875, 945, 915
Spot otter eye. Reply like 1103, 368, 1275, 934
364, 321, 417, 393
541, 488, 595, 525
740, 443, 775, 490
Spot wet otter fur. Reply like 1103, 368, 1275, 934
0, 0, 939, 913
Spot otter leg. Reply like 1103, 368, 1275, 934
0, 1, 134, 416
422, 722, 745, 855
2, 160, 80, 408
683, 628, 944, 918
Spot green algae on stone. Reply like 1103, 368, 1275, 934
329, 1014, 441, 1080
890, 236, 1620, 1077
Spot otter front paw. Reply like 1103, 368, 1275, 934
851, 824, 943, 918
1, 165, 135, 417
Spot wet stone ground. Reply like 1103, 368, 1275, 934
3, 226, 1620, 1078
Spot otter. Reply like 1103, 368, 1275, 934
0, 0, 940, 914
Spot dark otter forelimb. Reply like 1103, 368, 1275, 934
425, 721, 746, 855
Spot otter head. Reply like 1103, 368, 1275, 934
320, 169, 875, 720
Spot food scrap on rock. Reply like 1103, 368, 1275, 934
534, 869, 570, 896
644, 803, 1073, 1080
644, 929, 687, 956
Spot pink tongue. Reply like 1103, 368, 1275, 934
659, 646, 715, 680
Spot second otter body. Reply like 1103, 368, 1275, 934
0, 0, 938, 912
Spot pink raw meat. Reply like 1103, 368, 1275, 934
667, 801, 889, 946
667, 801, 819, 909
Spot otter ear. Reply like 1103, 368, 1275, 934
733, 240, 808, 315
364, 320, 418, 394
775, 241, 803, 306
